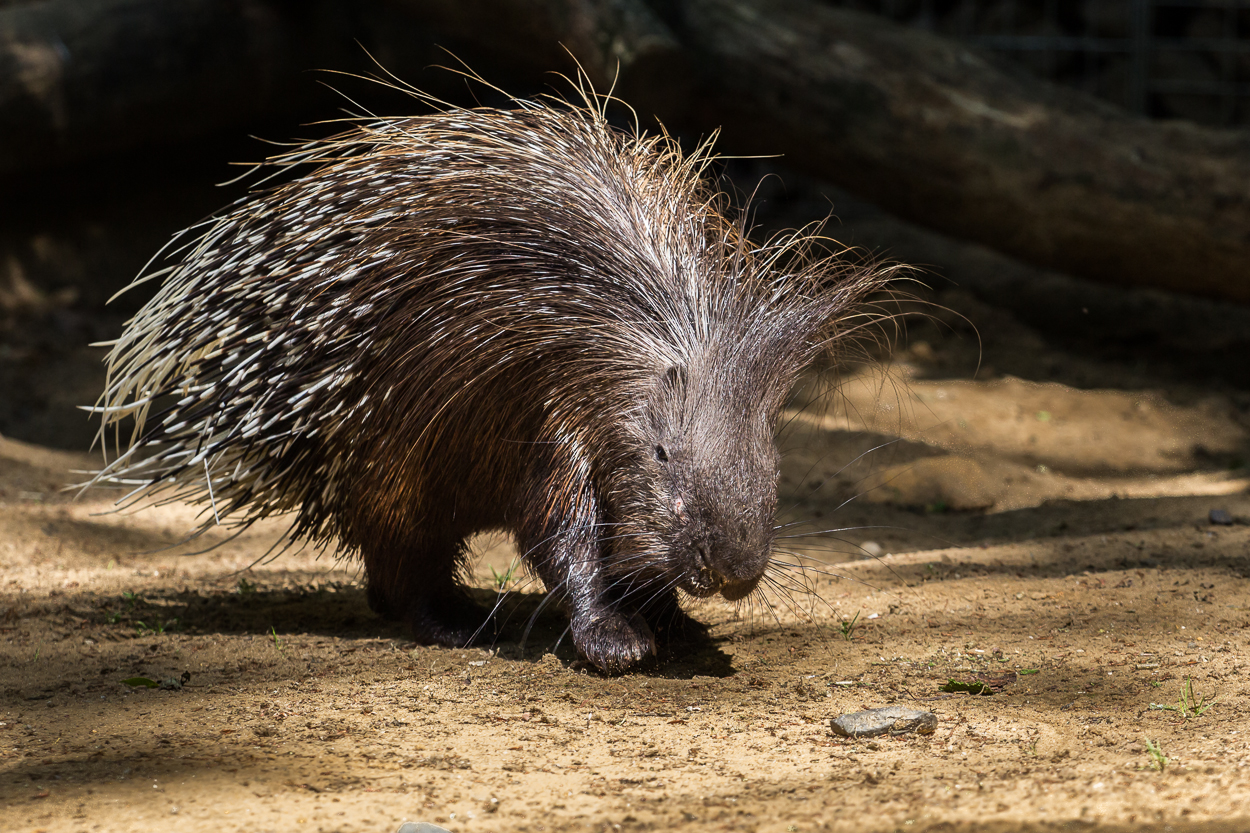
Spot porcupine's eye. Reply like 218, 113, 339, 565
654, 445, 669, 463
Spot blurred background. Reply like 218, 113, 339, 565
837, 0, 1250, 124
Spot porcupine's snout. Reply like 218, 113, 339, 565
673, 506, 772, 602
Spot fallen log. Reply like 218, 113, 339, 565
1, 0, 1248, 302
658, 0, 1250, 304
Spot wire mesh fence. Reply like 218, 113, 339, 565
826, 0, 1250, 125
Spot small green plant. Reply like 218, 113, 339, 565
122, 672, 190, 691
270, 626, 286, 653
1144, 738, 1168, 772
107, 590, 143, 624
839, 611, 860, 641
237, 577, 257, 595
940, 678, 995, 695
1149, 676, 1217, 719
135, 617, 177, 636
490, 561, 521, 592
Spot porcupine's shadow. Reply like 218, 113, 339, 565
483, 589, 737, 679
165, 583, 736, 677
166, 581, 408, 640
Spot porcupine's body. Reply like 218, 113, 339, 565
93, 88, 887, 674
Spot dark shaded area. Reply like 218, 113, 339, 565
821, 0, 1250, 125
40, 578, 739, 680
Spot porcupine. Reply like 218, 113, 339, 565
90, 80, 890, 674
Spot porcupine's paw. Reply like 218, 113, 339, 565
574, 610, 656, 675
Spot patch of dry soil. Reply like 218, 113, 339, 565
2, 341, 1250, 833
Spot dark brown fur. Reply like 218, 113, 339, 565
91, 85, 890, 673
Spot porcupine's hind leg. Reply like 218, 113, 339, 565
362, 534, 489, 648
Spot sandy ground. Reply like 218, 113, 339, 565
3, 173, 1250, 832
3, 335, 1250, 833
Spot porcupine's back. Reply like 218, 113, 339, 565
92, 94, 828, 557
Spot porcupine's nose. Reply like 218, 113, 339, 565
689, 541, 761, 601
693, 543, 724, 593
708, 524, 769, 602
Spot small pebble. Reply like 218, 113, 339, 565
1209, 509, 1233, 526
397, 824, 453, 833
831, 706, 937, 738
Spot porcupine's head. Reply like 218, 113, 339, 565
570, 184, 887, 610
634, 357, 782, 603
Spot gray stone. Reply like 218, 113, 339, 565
830, 706, 937, 738
396, 823, 453, 833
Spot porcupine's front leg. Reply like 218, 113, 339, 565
543, 543, 657, 675
521, 484, 656, 675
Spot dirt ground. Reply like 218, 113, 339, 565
2, 185, 1250, 833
